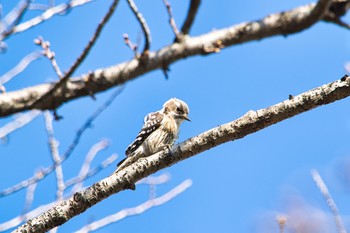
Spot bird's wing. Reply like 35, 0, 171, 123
125, 111, 164, 156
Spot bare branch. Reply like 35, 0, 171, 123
60, 86, 122, 163
0, 110, 41, 139
34, 37, 63, 78
136, 172, 170, 185
311, 169, 347, 233
180, 0, 201, 35
63, 0, 119, 80
21, 182, 38, 216
0, 155, 117, 232
0, 0, 30, 40
0, 0, 335, 118
0, 202, 56, 232
29, 0, 120, 111
0, 0, 94, 41
163, 0, 180, 39
64, 153, 117, 188
0, 87, 122, 197
71, 140, 109, 193
44, 111, 64, 200
323, 13, 350, 29
123, 33, 139, 56
74, 179, 192, 233
13, 75, 350, 232
0, 51, 43, 85
126, 0, 151, 54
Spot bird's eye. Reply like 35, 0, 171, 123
176, 107, 181, 112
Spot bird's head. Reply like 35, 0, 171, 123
162, 98, 190, 124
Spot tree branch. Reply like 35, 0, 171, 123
14, 75, 350, 232
0, 0, 94, 41
126, 0, 151, 54
163, 0, 180, 39
0, 87, 122, 197
74, 179, 192, 233
180, 0, 201, 35
30, 0, 120, 110
311, 169, 346, 233
0, 0, 336, 118
0, 0, 30, 41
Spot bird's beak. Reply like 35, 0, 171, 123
183, 116, 191, 122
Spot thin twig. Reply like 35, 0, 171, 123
311, 169, 347, 233
44, 111, 64, 200
71, 140, 109, 193
0, 0, 93, 41
0, 51, 43, 85
61, 86, 123, 163
163, 0, 180, 39
136, 172, 170, 185
126, 0, 151, 54
74, 179, 192, 233
63, 0, 119, 80
0, 202, 57, 232
123, 33, 138, 56
0, 0, 30, 39
0, 155, 117, 232
34, 37, 63, 79
180, 0, 200, 35
0, 110, 41, 139
28, 3, 51, 11
31, 0, 119, 109
0, 87, 123, 197
64, 153, 117, 189
21, 181, 38, 216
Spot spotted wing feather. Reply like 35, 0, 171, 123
125, 112, 163, 156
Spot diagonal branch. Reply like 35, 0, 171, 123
0, 0, 30, 40
75, 179, 192, 233
0, 0, 336, 117
0, 0, 94, 41
0, 51, 43, 85
0, 87, 122, 197
180, 0, 201, 35
163, 0, 180, 39
126, 0, 151, 54
30, 0, 120, 110
311, 170, 347, 233
13, 75, 350, 232
0, 155, 118, 233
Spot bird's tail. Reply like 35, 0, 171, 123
115, 153, 140, 172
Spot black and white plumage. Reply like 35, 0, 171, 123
116, 98, 190, 172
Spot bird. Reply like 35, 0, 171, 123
116, 98, 190, 172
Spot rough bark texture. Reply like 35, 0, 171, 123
14, 75, 350, 233
0, 0, 334, 118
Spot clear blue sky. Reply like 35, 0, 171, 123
1, 0, 350, 232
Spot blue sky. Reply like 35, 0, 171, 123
1, 0, 350, 232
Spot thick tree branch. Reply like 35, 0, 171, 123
14, 75, 350, 232
0, 0, 337, 118
180, 0, 201, 35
